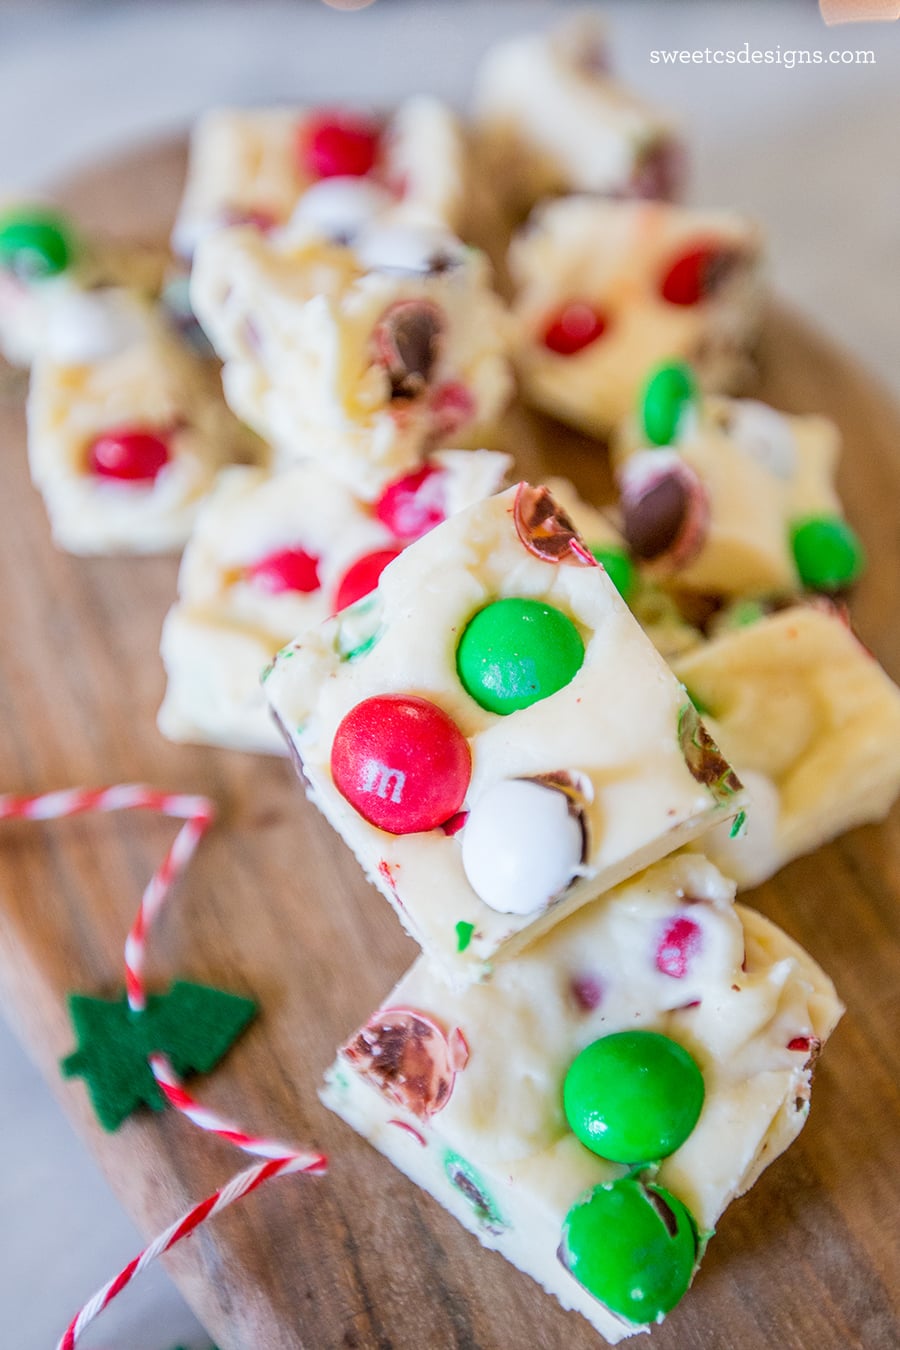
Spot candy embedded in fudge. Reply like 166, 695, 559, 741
542, 476, 704, 661
322, 853, 842, 1339
473, 15, 683, 219
508, 197, 764, 439
264, 484, 745, 983
611, 364, 862, 599
159, 449, 511, 754
0, 204, 168, 368
26, 289, 260, 555
191, 219, 513, 500
673, 603, 900, 888
0, 205, 79, 367
172, 99, 472, 261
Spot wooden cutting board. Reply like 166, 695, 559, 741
1, 139, 899, 1350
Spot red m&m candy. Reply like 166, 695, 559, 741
655, 915, 702, 979
542, 302, 608, 355
302, 111, 381, 180
244, 547, 321, 594
331, 695, 471, 834
86, 427, 170, 483
659, 242, 740, 306
334, 547, 402, 612
375, 463, 446, 541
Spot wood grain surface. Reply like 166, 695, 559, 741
1, 140, 899, 1350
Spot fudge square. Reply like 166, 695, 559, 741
611, 367, 849, 600
0, 202, 168, 369
508, 196, 763, 439
191, 220, 513, 500
27, 288, 258, 555
159, 449, 510, 755
323, 853, 842, 1341
264, 484, 744, 983
673, 603, 900, 888
172, 98, 472, 261
473, 14, 683, 218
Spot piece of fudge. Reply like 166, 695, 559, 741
264, 484, 744, 983
323, 852, 842, 1340
27, 288, 261, 555
191, 220, 513, 499
0, 203, 167, 368
672, 603, 900, 888
159, 449, 511, 754
508, 197, 764, 438
611, 365, 861, 599
473, 15, 683, 219
172, 98, 471, 260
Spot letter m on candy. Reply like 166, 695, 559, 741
363, 759, 407, 803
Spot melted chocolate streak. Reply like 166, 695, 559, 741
646, 1187, 680, 1239
375, 302, 443, 399
679, 704, 742, 794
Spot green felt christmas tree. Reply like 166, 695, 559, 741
62, 981, 257, 1131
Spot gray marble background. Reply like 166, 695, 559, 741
0, 3, 897, 1347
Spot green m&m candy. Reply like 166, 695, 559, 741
563, 1030, 704, 1164
561, 1176, 698, 1323
0, 208, 75, 280
590, 545, 636, 603
456, 597, 584, 715
640, 360, 697, 447
791, 516, 865, 593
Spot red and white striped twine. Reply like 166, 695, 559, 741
0, 785, 328, 1349
58, 1149, 327, 1350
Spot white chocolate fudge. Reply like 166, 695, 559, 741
159, 448, 511, 754
172, 99, 471, 260
323, 853, 842, 1340
27, 289, 259, 555
474, 16, 683, 218
509, 197, 764, 438
191, 222, 513, 499
378, 96, 473, 236
0, 202, 167, 368
264, 485, 744, 983
674, 604, 900, 887
613, 386, 843, 598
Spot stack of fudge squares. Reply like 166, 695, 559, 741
4, 11, 900, 1340
264, 482, 846, 1338
159, 91, 516, 749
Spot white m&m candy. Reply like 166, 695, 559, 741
727, 399, 797, 480
45, 288, 146, 365
355, 222, 466, 275
289, 177, 393, 243
461, 777, 587, 916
